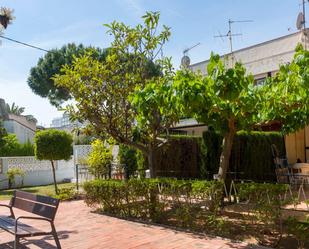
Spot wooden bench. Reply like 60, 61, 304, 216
0, 190, 61, 249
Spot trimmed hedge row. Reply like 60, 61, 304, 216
84, 179, 305, 245
84, 178, 224, 227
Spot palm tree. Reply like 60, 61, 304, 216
0, 7, 14, 29
5, 102, 25, 115
25, 115, 38, 123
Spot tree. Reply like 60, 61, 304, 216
28, 43, 108, 107
260, 45, 309, 133
34, 129, 72, 194
5, 102, 25, 115
0, 7, 14, 30
173, 54, 261, 181
54, 12, 178, 177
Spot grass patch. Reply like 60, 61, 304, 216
0, 183, 75, 201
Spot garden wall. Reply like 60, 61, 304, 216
0, 156, 75, 189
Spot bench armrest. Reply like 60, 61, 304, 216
16, 216, 52, 223
15, 216, 53, 234
0, 204, 15, 218
0, 204, 11, 208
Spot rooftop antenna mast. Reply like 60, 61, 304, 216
215, 19, 253, 63
181, 42, 201, 68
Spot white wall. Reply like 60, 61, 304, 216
0, 156, 75, 190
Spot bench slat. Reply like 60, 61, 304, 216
15, 191, 59, 207
12, 198, 57, 220
0, 216, 44, 236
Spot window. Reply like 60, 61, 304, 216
255, 77, 266, 86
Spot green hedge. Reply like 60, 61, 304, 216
118, 131, 285, 181
154, 136, 201, 178
0, 134, 34, 157
155, 131, 285, 181
84, 178, 224, 227
229, 131, 285, 181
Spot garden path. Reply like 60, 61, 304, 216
0, 200, 269, 249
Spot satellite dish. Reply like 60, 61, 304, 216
181, 55, 190, 68
297, 12, 305, 30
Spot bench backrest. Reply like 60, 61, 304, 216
10, 191, 60, 221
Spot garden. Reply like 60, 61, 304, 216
1, 9, 309, 249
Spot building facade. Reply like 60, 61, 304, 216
0, 99, 36, 144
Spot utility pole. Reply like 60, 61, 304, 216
303, 0, 306, 30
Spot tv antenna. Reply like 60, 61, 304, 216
181, 42, 201, 68
214, 19, 253, 54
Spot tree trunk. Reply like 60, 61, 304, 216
217, 119, 236, 181
147, 146, 156, 178
50, 160, 58, 195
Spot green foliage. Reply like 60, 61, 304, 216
34, 129, 72, 194
6, 167, 25, 189
136, 149, 146, 178
53, 186, 77, 201
0, 120, 7, 148
144, 131, 284, 181
0, 134, 34, 157
261, 45, 309, 134
34, 129, 72, 161
118, 144, 137, 178
230, 131, 285, 181
172, 53, 264, 180
286, 217, 309, 249
154, 136, 201, 178
238, 182, 288, 236
200, 130, 222, 178
28, 43, 108, 107
83, 178, 224, 229
54, 12, 179, 178
173, 54, 260, 133
5, 102, 25, 115
87, 139, 113, 178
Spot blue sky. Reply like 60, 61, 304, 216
0, 0, 305, 126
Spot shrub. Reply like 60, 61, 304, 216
6, 167, 25, 189
237, 182, 289, 245
83, 178, 224, 228
118, 144, 137, 178
87, 139, 113, 178
286, 217, 309, 249
53, 187, 77, 201
0, 134, 34, 157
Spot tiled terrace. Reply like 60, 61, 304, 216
0, 200, 268, 249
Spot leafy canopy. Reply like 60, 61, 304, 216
34, 129, 72, 161
54, 12, 175, 154
173, 53, 261, 132
28, 43, 108, 107
260, 45, 309, 133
